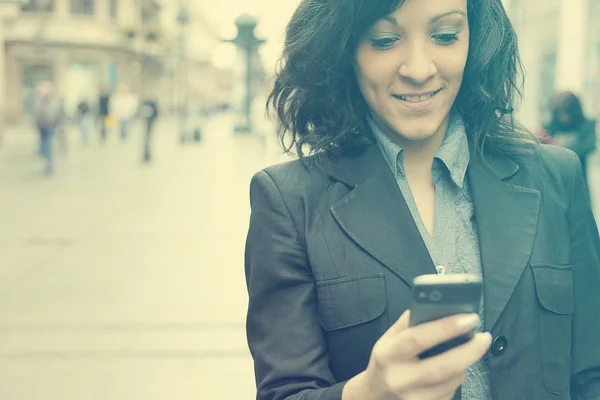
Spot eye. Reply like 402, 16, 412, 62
432, 33, 460, 45
371, 37, 399, 50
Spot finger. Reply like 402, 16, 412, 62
382, 309, 411, 338
393, 313, 481, 359
372, 310, 411, 365
417, 332, 492, 384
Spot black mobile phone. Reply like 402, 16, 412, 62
409, 273, 482, 359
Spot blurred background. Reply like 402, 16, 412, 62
0, 0, 597, 399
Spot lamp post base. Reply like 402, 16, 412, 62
234, 124, 252, 134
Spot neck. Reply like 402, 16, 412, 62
392, 115, 450, 179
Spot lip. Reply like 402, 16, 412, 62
392, 89, 443, 112
395, 89, 440, 97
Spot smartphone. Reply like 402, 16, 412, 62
409, 273, 482, 359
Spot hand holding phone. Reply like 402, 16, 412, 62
344, 308, 492, 400
409, 273, 483, 358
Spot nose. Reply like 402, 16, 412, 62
398, 42, 437, 85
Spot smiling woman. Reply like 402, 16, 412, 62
355, 3, 470, 147
245, 0, 600, 399
268, 0, 536, 163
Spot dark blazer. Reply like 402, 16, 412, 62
245, 142, 600, 400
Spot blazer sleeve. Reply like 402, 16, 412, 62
567, 151, 600, 399
245, 170, 347, 400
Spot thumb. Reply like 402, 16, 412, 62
384, 309, 411, 337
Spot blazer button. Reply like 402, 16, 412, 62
436, 265, 447, 275
492, 336, 508, 356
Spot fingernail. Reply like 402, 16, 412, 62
481, 332, 493, 345
456, 314, 480, 330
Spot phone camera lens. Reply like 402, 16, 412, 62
429, 290, 443, 302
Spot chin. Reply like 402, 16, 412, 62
390, 120, 442, 142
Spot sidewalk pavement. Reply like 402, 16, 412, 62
0, 114, 287, 400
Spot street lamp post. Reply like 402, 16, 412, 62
226, 14, 265, 134
0, 0, 21, 130
176, 4, 189, 144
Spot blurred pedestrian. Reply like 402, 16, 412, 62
55, 96, 68, 155
140, 97, 159, 163
98, 87, 111, 143
109, 84, 138, 141
76, 99, 93, 145
539, 91, 597, 188
34, 81, 61, 174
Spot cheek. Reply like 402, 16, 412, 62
354, 54, 372, 100
355, 49, 398, 101
356, 68, 383, 107
439, 46, 468, 84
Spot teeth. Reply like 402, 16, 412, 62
398, 91, 437, 102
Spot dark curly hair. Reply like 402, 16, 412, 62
268, 0, 538, 164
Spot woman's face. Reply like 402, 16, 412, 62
355, 0, 469, 145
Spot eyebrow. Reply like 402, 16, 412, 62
381, 9, 467, 26
429, 9, 467, 24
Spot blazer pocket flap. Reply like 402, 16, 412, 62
531, 264, 574, 315
317, 274, 386, 331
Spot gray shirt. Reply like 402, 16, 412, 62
369, 110, 492, 400
34, 96, 62, 129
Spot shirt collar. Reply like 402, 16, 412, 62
368, 118, 404, 178
369, 109, 470, 188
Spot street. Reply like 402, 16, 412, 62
0, 116, 598, 400
0, 115, 287, 400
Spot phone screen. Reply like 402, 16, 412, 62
409, 274, 482, 358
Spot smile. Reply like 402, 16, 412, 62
393, 88, 443, 102
392, 88, 443, 111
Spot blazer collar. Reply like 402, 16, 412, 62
326, 142, 539, 331
467, 147, 540, 330
328, 143, 437, 287
326, 141, 521, 188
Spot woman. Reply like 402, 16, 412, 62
34, 81, 62, 174
76, 99, 93, 145
539, 92, 597, 188
109, 84, 138, 142
244, 0, 600, 399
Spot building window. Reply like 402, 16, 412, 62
585, 0, 600, 118
141, 0, 160, 24
71, 0, 94, 15
109, 0, 117, 19
21, 0, 55, 12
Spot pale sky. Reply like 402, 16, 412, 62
194, 0, 301, 73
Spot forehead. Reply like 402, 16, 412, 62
383, 0, 467, 22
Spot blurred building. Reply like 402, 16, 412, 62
0, 0, 168, 121
505, 0, 600, 130
158, 3, 230, 114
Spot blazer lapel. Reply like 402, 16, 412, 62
468, 150, 541, 331
327, 144, 437, 286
